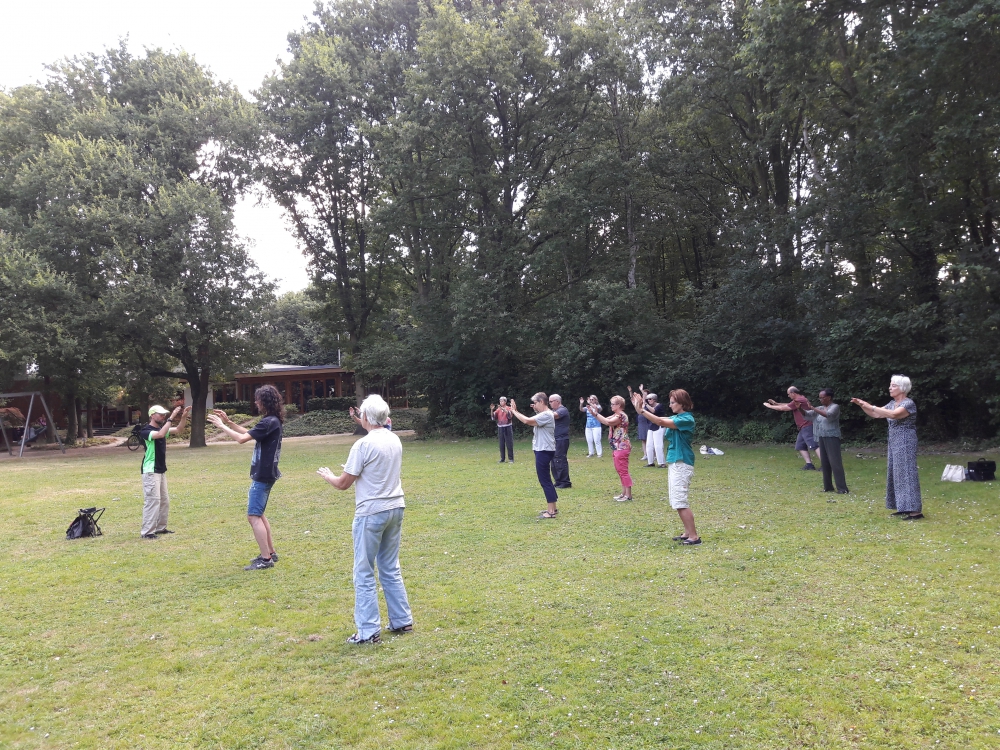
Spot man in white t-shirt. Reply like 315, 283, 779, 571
509, 392, 559, 519
317, 395, 414, 645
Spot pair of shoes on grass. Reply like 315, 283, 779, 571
538, 509, 558, 519
671, 535, 702, 545
347, 623, 414, 645
244, 555, 274, 570
613, 493, 632, 502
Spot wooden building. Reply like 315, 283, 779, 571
221, 364, 408, 414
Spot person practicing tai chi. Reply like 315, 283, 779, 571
634, 389, 701, 544
802, 389, 849, 496
509, 393, 559, 519
579, 395, 603, 457
490, 397, 515, 463
549, 394, 572, 489
763, 386, 821, 470
208, 385, 285, 570
138, 403, 191, 539
317, 395, 414, 644
589, 395, 633, 501
643, 392, 667, 468
852, 375, 923, 520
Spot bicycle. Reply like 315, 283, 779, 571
126, 425, 142, 451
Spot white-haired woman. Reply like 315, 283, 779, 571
851, 375, 923, 519
317, 395, 414, 644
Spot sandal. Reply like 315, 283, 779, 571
672, 535, 689, 541
538, 511, 557, 519
901, 513, 924, 520
680, 538, 702, 545
389, 623, 414, 634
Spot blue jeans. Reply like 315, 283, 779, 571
352, 507, 412, 639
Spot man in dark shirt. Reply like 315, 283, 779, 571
139, 403, 191, 539
549, 394, 572, 489
208, 384, 285, 570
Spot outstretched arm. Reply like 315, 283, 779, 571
317, 466, 358, 490
508, 400, 539, 427
207, 413, 254, 443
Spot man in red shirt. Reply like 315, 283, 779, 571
491, 397, 514, 463
763, 386, 821, 470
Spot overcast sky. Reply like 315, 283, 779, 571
0, 0, 318, 293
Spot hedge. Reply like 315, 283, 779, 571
214, 401, 252, 414
306, 397, 358, 412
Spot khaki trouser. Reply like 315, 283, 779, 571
141, 473, 170, 536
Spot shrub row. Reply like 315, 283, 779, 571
306, 397, 357, 412
214, 401, 252, 414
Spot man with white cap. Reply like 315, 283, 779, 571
138, 403, 190, 539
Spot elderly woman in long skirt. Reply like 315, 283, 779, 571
851, 375, 923, 520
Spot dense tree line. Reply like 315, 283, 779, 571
259, 0, 999, 438
3, 0, 998, 440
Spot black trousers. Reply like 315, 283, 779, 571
497, 425, 514, 461
551, 437, 571, 487
818, 436, 848, 492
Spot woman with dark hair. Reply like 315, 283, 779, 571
635, 388, 701, 544
852, 375, 922, 519
208, 385, 286, 569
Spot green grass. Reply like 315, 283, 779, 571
1, 439, 999, 748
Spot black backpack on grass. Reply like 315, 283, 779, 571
66, 507, 104, 539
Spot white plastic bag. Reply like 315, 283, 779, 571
941, 464, 965, 482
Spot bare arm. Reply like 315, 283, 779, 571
589, 405, 620, 427
508, 400, 539, 427
851, 399, 909, 420
317, 466, 358, 490
212, 409, 249, 434
763, 401, 793, 411
167, 406, 192, 435
206, 413, 255, 443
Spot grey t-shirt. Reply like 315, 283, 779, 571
343, 428, 406, 517
552, 405, 570, 439
803, 403, 841, 438
532, 409, 556, 451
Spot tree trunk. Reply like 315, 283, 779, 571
85, 397, 93, 439
64, 390, 77, 446
354, 369, 365, 406
625, 191, 638, 289
187, 366, 211, 448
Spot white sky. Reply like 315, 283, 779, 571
0, 0, 317, 293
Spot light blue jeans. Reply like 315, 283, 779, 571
352, 507, 412, 639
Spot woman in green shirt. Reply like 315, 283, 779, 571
633, 389, 701, 545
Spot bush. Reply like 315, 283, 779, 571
214, 401, 252, 414
285, 404, 300, 416
306, 397, 356, 412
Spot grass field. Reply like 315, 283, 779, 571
1, 436, 999, 749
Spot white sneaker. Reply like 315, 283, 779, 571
614, 494, 631, 502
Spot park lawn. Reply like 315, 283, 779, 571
1, 437, 999, 749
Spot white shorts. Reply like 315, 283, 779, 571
668, 462, 694, 509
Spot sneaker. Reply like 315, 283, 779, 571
154, 529, 175, 535
347, 631, 381, 645
270, 551, 279, 562
802, 463, 817, 470
498, 459, 506, 463
141, 533, 158, 540
244, 556, 274, 570
615, 494, 632, 502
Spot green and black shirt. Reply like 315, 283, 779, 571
139, 423, 168, 474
